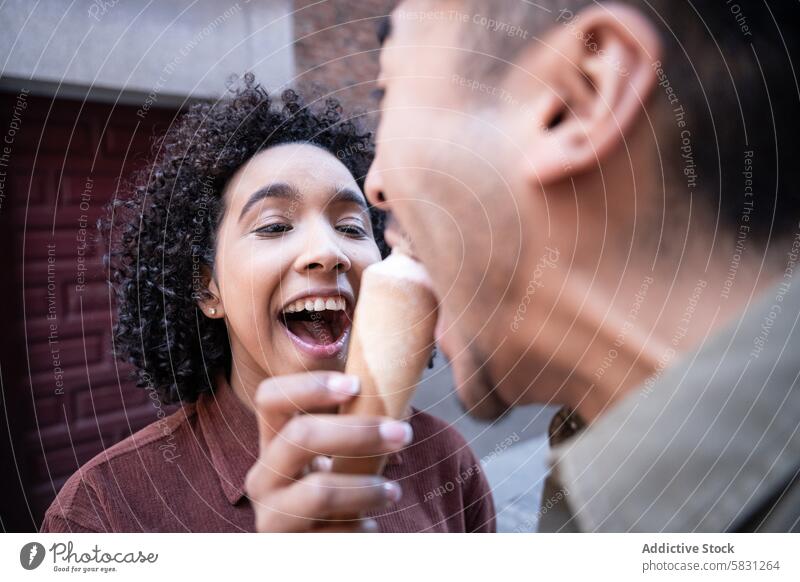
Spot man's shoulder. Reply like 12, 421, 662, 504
741, 468, 800, 532
42, 403, 198, 530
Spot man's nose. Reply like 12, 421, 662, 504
293, 225, 352, 273
365, 162, 390, 210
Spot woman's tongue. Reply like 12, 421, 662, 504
287, 314, 335, 346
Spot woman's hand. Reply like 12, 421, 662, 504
244, 372, 411, 532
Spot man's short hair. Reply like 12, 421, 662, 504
410, 0, 800, 246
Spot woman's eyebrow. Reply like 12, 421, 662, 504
331, 186, 368, 210
238, 182, 301, 223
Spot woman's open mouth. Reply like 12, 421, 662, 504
278, 294, 352, 359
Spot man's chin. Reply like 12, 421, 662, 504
435, 314, 509, 419
456, 381, 511, 421
449, 344, 511, 420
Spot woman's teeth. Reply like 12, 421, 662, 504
279, 295, 351, 358
283, 296, 347, 314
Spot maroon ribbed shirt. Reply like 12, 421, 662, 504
40, 376, 495, 533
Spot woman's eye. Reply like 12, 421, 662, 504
254, 223, 292, 236
337, 223, 367, 237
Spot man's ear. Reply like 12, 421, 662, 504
196, 264, 224, 319
520, 3, 661, 186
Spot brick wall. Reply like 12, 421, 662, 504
1, 1, 398, 531
292, 0, 398, 127
0, 92, 179, 530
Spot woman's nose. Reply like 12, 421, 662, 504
293, 225, 352, 274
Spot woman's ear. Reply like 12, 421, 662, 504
521, 3, 662, 186
196, 264, 224, 319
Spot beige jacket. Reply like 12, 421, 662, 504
538, 280, 800, 532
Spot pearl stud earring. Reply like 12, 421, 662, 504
209, 308, 217, 316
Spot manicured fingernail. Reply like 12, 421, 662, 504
311, 455, 332, 472
361, 518, 380, 533
383, 482, 402, 504
328, 375, 359, 396
379, 421, 413, 445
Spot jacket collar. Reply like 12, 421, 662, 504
196, 374, 260, 505
549, 279, 800, 531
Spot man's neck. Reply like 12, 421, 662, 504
561, 250, 779, 424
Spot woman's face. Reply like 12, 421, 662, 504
207, 143, 381, 380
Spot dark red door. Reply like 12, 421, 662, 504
0, 92, 179, 531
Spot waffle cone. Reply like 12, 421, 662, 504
332, 251, 438, 475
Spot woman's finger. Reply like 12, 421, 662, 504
261, 414, 412, 488
310, 455, 333, 473
253, 372, 360, 446
251, 473, 400, 532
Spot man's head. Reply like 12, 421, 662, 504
366, 0, 800, 418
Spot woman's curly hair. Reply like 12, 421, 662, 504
105, 73, 386, 404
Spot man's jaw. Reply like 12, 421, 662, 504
453, 350, 512, 420
385, 214, 507, 417
436, 315, 510, 420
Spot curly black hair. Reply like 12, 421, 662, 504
105, 73, 387, 404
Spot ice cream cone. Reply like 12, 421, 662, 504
332, 250, 438, 475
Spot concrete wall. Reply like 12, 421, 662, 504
0, 0, 295, 105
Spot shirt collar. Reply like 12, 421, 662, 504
548, 279, 800, 531
196, 374, 404, 505
196, 374, 260, 505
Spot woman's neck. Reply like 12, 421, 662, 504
226, 347, 267, 414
